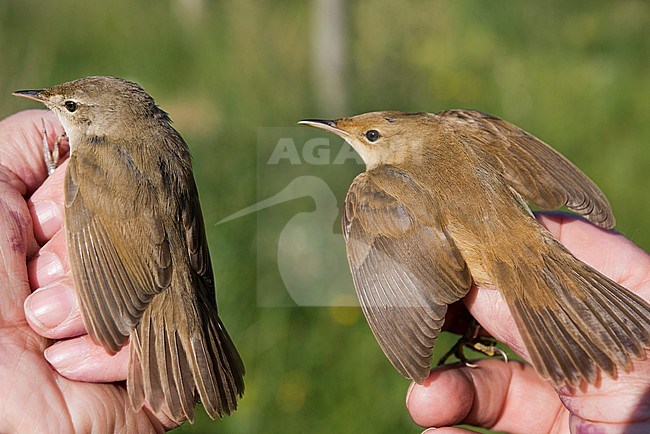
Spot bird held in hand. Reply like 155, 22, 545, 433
300, 110, 649, 387
14, 76, 245, 423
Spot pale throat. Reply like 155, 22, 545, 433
55, 115, 78, 152
56, 115, 108, 152
346, 139, 381, 171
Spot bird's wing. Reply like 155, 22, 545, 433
65, 148, 172, 353
436, 110, 615, 228
180, 177, 215, 302
343, 166, 472, 383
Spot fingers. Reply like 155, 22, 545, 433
20, 139, 129, 385
27, 228, 70, 288
57, 379, 176, 432
44, 335, 130, 383
461, 212, 650, 362
28, 159, 67, 244
24, 230, 130, 383
24, 277, 85, 339
535, 212, 650, 297
0, 182, 40, 323
25, 206, 79, 337
407, 359, 566, 433
24, 234, 86, 338
25, 278, 131, 383
430, 213, 650, 433
24, 226, 84, 340
0, 110, 67, 195
462, 284, 529, 359
0, 111, 67, 322
24, 275, 131, 385
420, 428, 477, 434
407, 358, 650, 433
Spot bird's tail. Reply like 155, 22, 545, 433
493, 242, 650, 387
127, 289, 245, 423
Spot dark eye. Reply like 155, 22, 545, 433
365, 129, 380, 142
64, 100, 77, 112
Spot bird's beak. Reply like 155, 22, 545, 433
298, 119, 349, 138
12, 89, 46, 103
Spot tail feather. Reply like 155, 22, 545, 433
545, 259, 632, 367
189, 310, 244, 418
498, 245, 650, 387
579, 270, 649, 346
169, 330, 196, 420
128, 290, 245, 423
158, 326, 182, 420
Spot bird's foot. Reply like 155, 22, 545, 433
437, 318, 508, 368
41, 118, 66, 176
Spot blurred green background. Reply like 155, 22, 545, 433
1, 1, 648, 433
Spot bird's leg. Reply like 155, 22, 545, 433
437, 318, 508, 368
41, 118, 65, 176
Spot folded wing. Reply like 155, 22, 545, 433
343, 166, 472, 383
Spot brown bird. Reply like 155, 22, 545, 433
14, 76, 244, 422
299, 110, 650, 387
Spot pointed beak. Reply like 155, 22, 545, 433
12, 89, 46, 103
298, 119, 349, 138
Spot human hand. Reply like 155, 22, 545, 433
406, 212, 650, 433
0, 110, 177, 432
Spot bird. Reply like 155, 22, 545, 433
299, 110, 650, 388
13, 76, 245, 423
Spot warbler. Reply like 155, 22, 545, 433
14, 76, 245, 423
300, 111, 649, 387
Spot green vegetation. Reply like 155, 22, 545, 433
1, 1, 647, 433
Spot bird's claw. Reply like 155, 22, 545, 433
437, 318, 508, 368
468, 341, 509, 363
41, 118, 65, 176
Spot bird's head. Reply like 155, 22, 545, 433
13, 76, 168, 147
299, 111, 435, 170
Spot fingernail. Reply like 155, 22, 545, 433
32, 200, 62, 235
406, 381, 415, 407
25, 283, 75, 329
34, 252, 64, 281
45, 337, 89, 372
422, 429, 437, 433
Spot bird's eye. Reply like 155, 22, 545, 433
64, 100, 77, 112
365, 129, 380, 142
